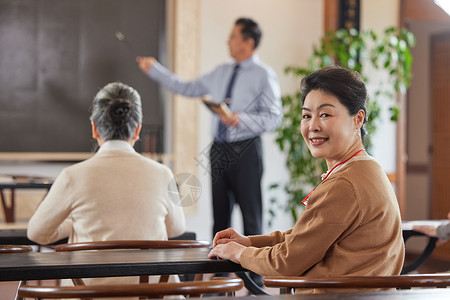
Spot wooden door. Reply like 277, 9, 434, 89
431, 31, 450, 260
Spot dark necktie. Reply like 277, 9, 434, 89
216, 64, 239, 142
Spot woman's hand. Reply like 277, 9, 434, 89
212, 228, 251, 248
208, 228, 250, 263
208, 241, 246, 264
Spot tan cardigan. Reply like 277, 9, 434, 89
240, 156, 404, 293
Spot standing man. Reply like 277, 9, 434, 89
137, 17, 281, 251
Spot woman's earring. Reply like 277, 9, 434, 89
355, 128, 361, 137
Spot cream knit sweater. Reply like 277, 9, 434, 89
27, 141, 186, 293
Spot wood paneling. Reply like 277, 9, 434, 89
396, 93, 407, 219
324, 0, 339, 32
402, 0, 450, 23
431, 31, 450, 260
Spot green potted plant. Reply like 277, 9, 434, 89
268, 27, 416, 226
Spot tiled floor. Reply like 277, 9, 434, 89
0, 281, 18, 300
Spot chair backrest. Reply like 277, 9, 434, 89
54, 240, 210, 252
0, 245, 33, 253
263, 274, 450, 293
17, 278, 243, 299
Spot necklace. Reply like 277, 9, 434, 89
301, 149, 366, 206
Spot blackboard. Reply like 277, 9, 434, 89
0, 0, 165, 152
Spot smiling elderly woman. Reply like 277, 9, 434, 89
208, 66, 404, 294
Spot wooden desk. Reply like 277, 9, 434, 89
0, 228, 67, 246
0, 247, 268, 294
0, 228, 194, 246
0, 177, 53, 223
0, 248, 244, 282
0, 247, 269, 294
0, 223, 443, 276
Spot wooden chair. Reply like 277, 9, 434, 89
0, 245, 33, 253
263, 274, 450, 294
402, 228, 439, 274
54, 240, 211, 285
0, 245, 34, 300
54, 240, 210, 252
16, 278, 244, 299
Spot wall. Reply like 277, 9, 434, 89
360, 0, 399, 173
406, 21, 450, 220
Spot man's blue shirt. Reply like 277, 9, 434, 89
148, 54, 282, 142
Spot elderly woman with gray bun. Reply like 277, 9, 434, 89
90, 81, 143, 147
28, 82, 185, 287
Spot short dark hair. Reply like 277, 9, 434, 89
90, 82, 142, 141
235, 17, 262, 49
300, 66, 368, 140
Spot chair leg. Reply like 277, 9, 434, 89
140, 275, 150, 283
14, 280, 26, 300
280, 287, 294, 294
139, 276, 150, 300
194, 274, 205, 281
72, 278, 86, 286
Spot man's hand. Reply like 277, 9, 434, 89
136, 56, 156, 73
220, 112, 239, 127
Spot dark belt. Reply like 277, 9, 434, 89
213, 136, 260, 147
